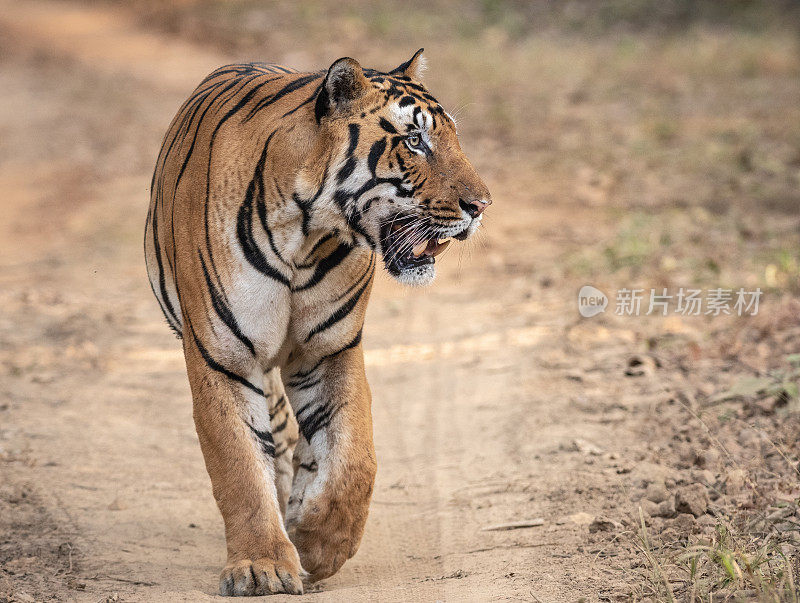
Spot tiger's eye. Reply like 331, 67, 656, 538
408, 134, 420, 147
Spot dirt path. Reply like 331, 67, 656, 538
0, 2, 731, 601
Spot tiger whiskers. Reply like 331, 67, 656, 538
385, 220, 433, 265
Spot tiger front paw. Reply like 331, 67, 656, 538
285, 462, 375, 581
219, 557, 304, 596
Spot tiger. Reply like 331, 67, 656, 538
144, 49, 491, 596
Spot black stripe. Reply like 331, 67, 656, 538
294, 242, 353, 291
336, 156, 356, 184
144, 213, 182, 338
149, 207, 182, 333
236, 132, 291, 286
246, 422, 275, 457
334, 254, 375, 302
367, 138, 387, 174
296, 403, 337, 442
297, 233, 335, 267
286, 367, 318, 386
255, 176, 291, 267
151, 78, 230, 281
174, 77, 246, 197
294, 377, 321, 391
201, 76, 281, 299
237, 191, 291, 285
292, 193, 313, 236
332, 188, 376, 248
162, 83, 226, 275
244, 74, 322, 122
198, 250, 255, 355
413, 106, 422, 127
379, 117, 397, 134
155, 78, 227, 171
282, 83, 323, 118
271, 414, 290, 433
286, 330, 362, 385
304, 277, 371, 342
346, 123, 360, 154
188, 319, 264, 396
275, 394, 287, 411
291, 157, 331, 236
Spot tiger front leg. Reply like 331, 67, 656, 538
282, 343, 377, 582
184, 334, 303, 596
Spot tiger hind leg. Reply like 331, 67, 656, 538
265, 368, 299, 517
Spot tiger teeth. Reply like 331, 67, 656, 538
431, 239, 450, 257
437, 237, 452, 245
411, 241, 428, 257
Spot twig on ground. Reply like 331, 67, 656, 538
481, 518, 545, 531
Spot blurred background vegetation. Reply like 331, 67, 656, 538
117, 0, 800, 297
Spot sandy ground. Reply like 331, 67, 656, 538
1, 2, 798, 602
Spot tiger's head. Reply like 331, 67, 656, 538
312, 49, 491, 286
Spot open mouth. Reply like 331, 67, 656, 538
379, 215, 457, 275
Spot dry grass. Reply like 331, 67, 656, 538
635, 504, 800, 601
627, 353, 800, 601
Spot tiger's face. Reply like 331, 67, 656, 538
316, 50, 491, 286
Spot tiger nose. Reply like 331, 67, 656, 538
458, 197, 491, 218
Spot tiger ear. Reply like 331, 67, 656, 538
391, 48, 426, 80
315, 57, 370, 121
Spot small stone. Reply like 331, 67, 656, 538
675, 484, 709, 517
697, 514, 717, 528
108, 497, 128, 511
696, 447, 721, 468
645, 481, 670, 504
690, 469, 716, 486
672, 513, 696, 535
724, 469, 747, 494
653, 498, 676, 518
640, 500, 659, 517
676, 443, 695, 467
569, 512, 595, 526
738, 428, 762, 449
570, 438, 604, 456
629, 462, 680, 489
589, 516, 621, 533
625, 354, 657, 377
